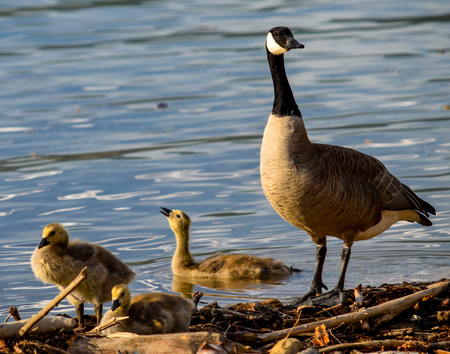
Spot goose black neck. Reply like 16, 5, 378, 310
267, 49, 301, 117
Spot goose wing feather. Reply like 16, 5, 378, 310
317, 144, 434, 216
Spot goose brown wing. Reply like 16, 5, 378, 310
323, 144, 434, 216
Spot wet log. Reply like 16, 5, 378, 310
0, 316, 76, 340
256, 280, 449, 342
68, 331, 254, 354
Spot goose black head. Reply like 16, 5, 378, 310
266, 26, 304, 55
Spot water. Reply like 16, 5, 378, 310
0, 0, 449, 320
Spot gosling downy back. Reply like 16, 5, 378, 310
101, 283, 194, 335
160, 207, 299, 279
31, 223, 136, 324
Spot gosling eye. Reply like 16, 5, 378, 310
121, 292, 125, 297
49, 230, 56, 236
176, 214, 181, 219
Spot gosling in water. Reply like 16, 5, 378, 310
160, 207, 299, 279
100, 283, 194, 335
31, 223, 136, 325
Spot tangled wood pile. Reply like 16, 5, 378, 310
1, 276, 449, 354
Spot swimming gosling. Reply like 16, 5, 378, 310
100, 283, 193, 335
31, 223, 136, 325
260, 26, 436, 306
160, 207, 299, 279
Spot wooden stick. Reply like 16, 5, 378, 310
256, 280, 448, 342
19, 266, 88, 337
318, 339, 427, 353
87, 316, 129, 335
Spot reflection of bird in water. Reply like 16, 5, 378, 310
31, 223, 135, 325
260, 26, 436, 306
160, 207, 299, 279
171, 274, 288, 300
100, 283, 194, 335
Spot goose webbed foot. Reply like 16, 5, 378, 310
307, 287, 346, 307
287, 287, 346, 308
286, 281, 328, 308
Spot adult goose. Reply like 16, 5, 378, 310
160, 207, 299, 279
100, 284, 194, 335
260, 26, 436, 306
31, 223, 136, 325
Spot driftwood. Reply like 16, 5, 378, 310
256, 280, 449, 342
0, 316, 76, 340
19, 266, 87, 337
318, 339, 428, 353
68, 331, 254, 354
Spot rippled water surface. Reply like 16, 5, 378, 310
0, 0, 449, 319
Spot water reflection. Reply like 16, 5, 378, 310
172, 274, 291, 300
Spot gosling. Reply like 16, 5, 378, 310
160, 207, 299, 279
100, 283, 193, 335
31, 223, 136, 325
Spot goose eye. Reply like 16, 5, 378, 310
273, 31, 279, 37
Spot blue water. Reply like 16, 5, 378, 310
0, 0, 449, 320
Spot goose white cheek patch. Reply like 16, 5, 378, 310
266, 32, 287, 55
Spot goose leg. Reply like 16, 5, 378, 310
287, 245, 350, 308
94, 303, 103, 324
75, 303, 84, 326
305, 245, 350, 307
336, 246, 351, 291
287, 244, 328, 307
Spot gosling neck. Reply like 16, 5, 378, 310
267, 49, 302, 118
173, 226, 197, 268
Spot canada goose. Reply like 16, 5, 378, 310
160, 207, 299, 279
100, 283, 194, 335
31, 223, 136, 325
260, 26, 436, 306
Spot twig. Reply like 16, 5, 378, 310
217, 308, 259, 321
87, 316, 129, 334
318, 339, 426, 353
286, 308, 302, 339
19, 267, 88, 337
256, 280, 449, 342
